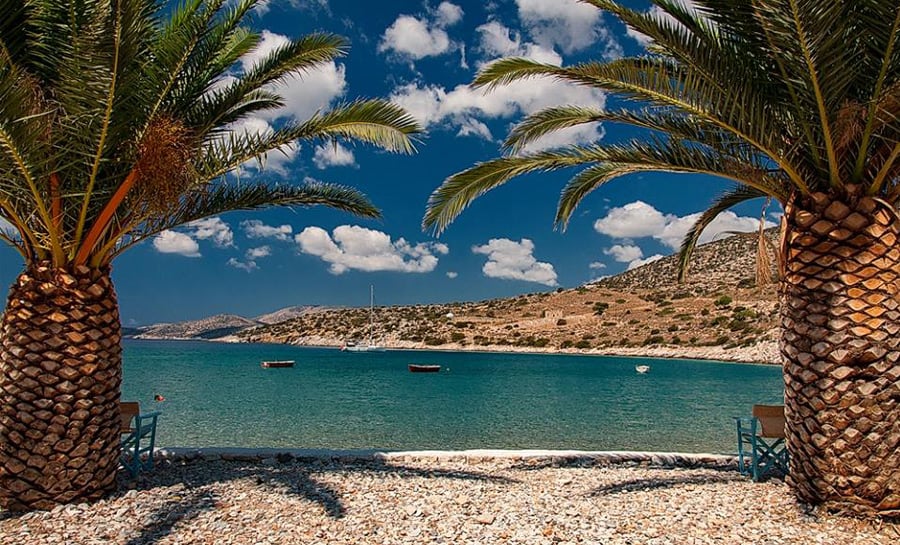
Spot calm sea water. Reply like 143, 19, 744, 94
121, 340, 783, 454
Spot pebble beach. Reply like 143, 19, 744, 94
2, 450, 895, 545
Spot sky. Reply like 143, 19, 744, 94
0, 0, 777, 325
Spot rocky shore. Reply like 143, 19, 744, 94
2, 451, 894, 544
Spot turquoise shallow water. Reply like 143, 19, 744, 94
122, 340, 783, 454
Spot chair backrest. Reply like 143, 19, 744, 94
752, 404, 786, 438
120, 401, 140, 432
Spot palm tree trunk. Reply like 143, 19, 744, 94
0, 263, 122, 511
781, 187, 900, 517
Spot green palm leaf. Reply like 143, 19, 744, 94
674, 185, 768, 281
0, 0, 422, 267
112, 181, 379, 259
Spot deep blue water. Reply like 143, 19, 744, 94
121, 340, 783, 454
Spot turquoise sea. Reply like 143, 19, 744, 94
122, 340, 783, 454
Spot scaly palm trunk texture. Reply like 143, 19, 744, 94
781, 186, 900, 516
0, 264, 122, 511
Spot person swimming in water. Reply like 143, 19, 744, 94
154, 394, 165, 402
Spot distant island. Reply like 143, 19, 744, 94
127, 230, 781, 364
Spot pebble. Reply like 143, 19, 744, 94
0, 457, 896, 545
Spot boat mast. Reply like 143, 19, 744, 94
368, 284, 374, 346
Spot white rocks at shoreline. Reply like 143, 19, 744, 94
2, 454, 893, 545
270, 336, 782, 365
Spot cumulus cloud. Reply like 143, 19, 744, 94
589, 261, 606, 270
378, 3, 463, 61
313, 142, 357, 169
241, 220, 293, 241
436, 2, 464, 26
241, 31, 346, 123
153, 231, 201, 257
476, 20, 562, 65
228, 245, 272, 272
295, 225, 449, 274
594, 201, 670, 240
627, 254, 665, 270
593, 200, 774, 250
219, 29, 347, 176
472, 238, 558, 286
446, 271, 458, 279
389, 74, 605, 151
152, 217, 234, 257
186, 217, 234, 248
604, 244, 643, 263
379, 16, 451, 59
598, 242, 663, 271
247, 246, 272, 259
514, 0, 622, 56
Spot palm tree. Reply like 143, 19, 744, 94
424, 0, 900, 516
0, 0, 420, 511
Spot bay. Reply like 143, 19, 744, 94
122, 339, 783, 454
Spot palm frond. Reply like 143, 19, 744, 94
110, 181, 379, 260
424, 146, 630, 235
554, 139, 784, 228
284, 99, 421, 154
675, 184, 767, 282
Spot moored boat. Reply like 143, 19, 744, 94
342, 286, 386, 352
261, 360, 295, 368
408, 364, 441, 373
635, 365, 650, 374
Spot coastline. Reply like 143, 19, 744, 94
202, 334, 782, 365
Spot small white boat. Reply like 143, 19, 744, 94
635, 365, 650, 374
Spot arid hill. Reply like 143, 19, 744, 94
235, 230, 781, 358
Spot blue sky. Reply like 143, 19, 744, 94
0, 0, 775, 325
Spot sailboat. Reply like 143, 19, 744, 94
341, 285, 386, 352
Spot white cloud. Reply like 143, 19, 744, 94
313, 142, 357, 169
241, 220, 293, 241
447, 271, 458, 279
153, 231, 201, 257
594, 200, 775, 251
456, 118, 493, 140
657, 210, 774, 249
472, 238, 558, 286
604, 244, 643, 263
379, 15, 451, 60
247, 246, 272, 259
377, 3, 463, 64
436, 2, 464, 26
589, 261, 606, 269
228, 246, 272, 272
227, 257, 257, 272
389, 75, 605, 150
627, 254, 664, 270
241, 30, 347, 123
296, 225, 448, 274
476, 21, 562, 65
514, 0, 622, 56
186, 217, 234, 248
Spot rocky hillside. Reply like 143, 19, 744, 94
236, 230, 782, 359
131, 314, 260, 340
253, 306, 324, 325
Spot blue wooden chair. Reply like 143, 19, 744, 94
735, 404, 789, 481
120, 401, 161, 477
